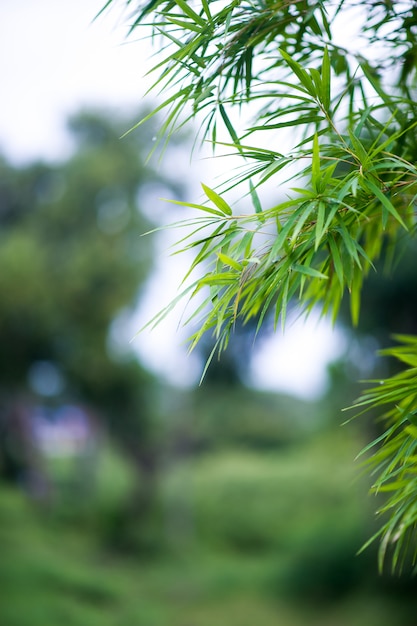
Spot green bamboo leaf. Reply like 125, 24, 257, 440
163, 197, 226, 217
120, 86, 192, 138
217, 252, 243, 271
235, 231, 254, 258
348, 130, 369, 164
219, 103, 242, 150
315, 200, 326, 250
309, 68, 322, 100
201, 0, 212, 20
280, 274, 290, 330
405, 425, 417, 440
323, 202, 342, 233
307, 13, 323, 37
321, 47, 331, 111
290, 202, 315, 243
174, 0, 207, 27
253, 114, 325, 131
297, 247, 314, 297
268, 211, 302, 260
363, 178, 407, 229
336, 217, 361, 268
249, 180, 263, 217
259, 157, 291, 183
279, 48, 316, 96
293, 264, 328, 280
328, 234, 344, 288
198, 273, 237, 286
350, 265, 363, 326
201, 183, 233, 216
167, 17, 204, 33
94, 0, 114, 20
312, 133, 320, 186
245, 47, 253, 98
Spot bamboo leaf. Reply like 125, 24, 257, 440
219, 103, 242, 150
321, 47, 331, 111
279, 48, 316, 96
328, 234, 344, 288
293, 264, 328, 280
315, 200, 326, 250
201, 0, 212, 21
174, 0, 206, 28
249, 180, 263, 216
163, 197, 226, 217
201, 183, 233, 216
363, 178, 407, 229
217, 252, 243, 271
312, 133, 320, 186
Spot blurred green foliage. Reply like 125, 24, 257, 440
1, 106, 417, 624
0, 112, 153, 389
0, 108, 181, 493
0, 108, 183, 557
1, 426, 417, 626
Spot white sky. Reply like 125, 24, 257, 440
0, 0, 147, 163
0, 0, 346, 399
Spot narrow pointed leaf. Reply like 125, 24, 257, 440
201, 183, 233, 216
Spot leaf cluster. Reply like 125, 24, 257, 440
101, 0, 417, 569
351, 336, 417, 574
99, 1, 417, 347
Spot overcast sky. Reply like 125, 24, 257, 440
0, 0, 345, 398
0, 0, 149, 162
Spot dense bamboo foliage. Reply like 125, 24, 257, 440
101, 0, 417, 571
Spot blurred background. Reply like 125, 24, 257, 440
1, 2, 417, 625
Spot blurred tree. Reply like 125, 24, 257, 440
101, 1, 417, 570
0, 110, 182, 547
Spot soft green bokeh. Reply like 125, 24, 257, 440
1, 425, 416, 626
